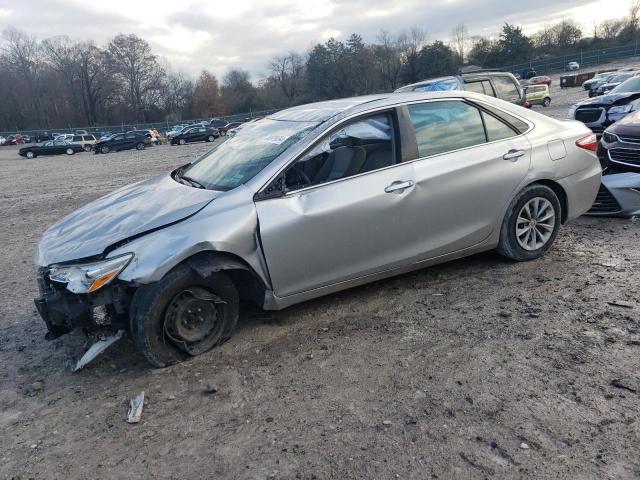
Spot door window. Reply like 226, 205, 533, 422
285, 113, 396, 191
408, 101, 486, 158
492, 76, 522, 103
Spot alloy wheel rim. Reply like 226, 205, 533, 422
515, 197, 555, 251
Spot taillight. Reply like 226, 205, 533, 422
524, 101, 531, 108
575, 133, 598, 152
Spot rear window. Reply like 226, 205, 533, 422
465, 80, 495, 97
492, 76, 522, 103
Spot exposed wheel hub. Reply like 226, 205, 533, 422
165, 288, 223, 345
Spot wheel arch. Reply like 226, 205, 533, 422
177, 250, 268, 307
526, 179, 569, 223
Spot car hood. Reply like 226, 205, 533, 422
576, 92, 640, 107
36, 173, 219, 266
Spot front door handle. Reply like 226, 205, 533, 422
503, 149, 525, 161
384, 180, 414, 193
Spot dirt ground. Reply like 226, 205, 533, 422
1, 72, 640, 479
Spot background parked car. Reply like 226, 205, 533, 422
70, 134, 97, 152
170, 126, 218, 145
586, 111, 640, 217
94, 132, 147, 154
35, 132, 53, 143
566, 61, 580, 71
526, 84, 551, 107
219, 121, 244, 135
209, 118, 227, 129
528, 75, 551, 86
592, 72, 637, 96
568, 76, 640, 133
19, 139, 83, 158
395, 71, 526, 106
520, 68, 537, 79
166, 124, 187, 141
583, 71, 616, 92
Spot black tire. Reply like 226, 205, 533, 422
66, 148, 75, 155
496, 184, 561, 262
179, 138, 186, 145
101, 145, 110, 154
542, 97, 551, 107
136, 142, 145, 151
83, 144, 92, 152
207, 135, 214, 142
130, 265, 239, 368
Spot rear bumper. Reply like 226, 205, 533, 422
557, 161, 602, 221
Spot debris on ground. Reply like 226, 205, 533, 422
126, 392, 145, 424
203, 384, 218, 395
607, 301, 635, 309
74, 330, 124, 372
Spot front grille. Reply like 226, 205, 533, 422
609, 148, 640, 166
616, 134, 640, 144
589, 184, 621, 213
575, 107, 604, 123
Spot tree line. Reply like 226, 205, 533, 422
2, 2, 640, 132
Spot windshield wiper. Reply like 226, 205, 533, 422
180, 175, 206, 189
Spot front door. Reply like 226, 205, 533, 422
255, 111, 421, 298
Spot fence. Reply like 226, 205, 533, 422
503, 42, 640, 76
0, 108, 281, 139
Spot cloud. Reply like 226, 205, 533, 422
0, 0, 631, 81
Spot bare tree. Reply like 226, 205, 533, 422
374, 29, 403, 91
451, 24, 469, 64
107, 34, 165, 122
269, 51, 305, 104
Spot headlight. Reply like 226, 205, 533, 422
567, 105, 577, 119
608, 104, 633, 116
48, 253, 133, 294
602, 131, 618, 143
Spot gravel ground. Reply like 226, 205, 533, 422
1, 73, 640, 479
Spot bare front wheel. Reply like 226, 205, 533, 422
497, 184, 561, 261
130, 265, 239, 367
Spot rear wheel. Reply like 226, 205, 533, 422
542, 97, 551, 107
101, 145, 110, 154
136, 142, 145, 150
130, 265, 239, 367
207, 135, 215, 142
179, 138, 186, 145
83, 144, 92, 152
66, 148, 75, 155
497, 184, 561, 261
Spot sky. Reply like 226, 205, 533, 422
0, 0, 634, 81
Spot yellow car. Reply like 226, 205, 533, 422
526, 84, 551, 107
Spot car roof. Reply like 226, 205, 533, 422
266, 90, 518, 124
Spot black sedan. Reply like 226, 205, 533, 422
94, 132, 147, 154
170, 126, 218, 145
569, 76, 640, 134
19, 140, 84, 159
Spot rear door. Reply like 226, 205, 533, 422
405, 99, 531, 257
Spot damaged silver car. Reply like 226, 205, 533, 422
34, 91, 602, 367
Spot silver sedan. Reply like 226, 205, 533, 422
34, 91, 601, 366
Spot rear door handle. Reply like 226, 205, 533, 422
503, 149, 525, 161
384, 180, 414, 193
